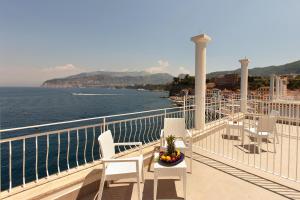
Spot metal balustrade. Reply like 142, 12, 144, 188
193, 97, 300, 183
0, 106, 195, 193
1, 96, 299, 195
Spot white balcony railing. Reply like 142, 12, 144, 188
1, 96, 299, 196
193, 96, 300, 183
0, 106, 197, 193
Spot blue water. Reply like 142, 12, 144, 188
0, 87, 171, 129
0, 87, 172, 191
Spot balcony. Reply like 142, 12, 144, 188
1, 96, 300, 199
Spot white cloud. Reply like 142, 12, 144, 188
144, 60, 191, 76
121, 68, 130, 72
178, 66, 190, 75
0, 64, 92, 86
145, 59, 169, 74
43, 64, 80, 72
41, 64, 92, 79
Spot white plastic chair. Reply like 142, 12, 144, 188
225, 113, 245, 143
244, 115, 278, 153
160, 118, 193, 172
96, 130, 144, 200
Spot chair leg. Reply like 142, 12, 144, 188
137, 174, 142, 200
273, 137, 276, 153
97, 176, 106, 200
141, 163, 145, 182
106, 180, 111, 188
275, 131, 279, 144
154, 172, 158, 200
258, 137, 262, 154
190, 148, 192, 173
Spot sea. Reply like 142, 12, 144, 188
0, 87, 171, 130
0, 87, 172, 191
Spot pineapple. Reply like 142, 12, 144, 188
166, 135, 176, 155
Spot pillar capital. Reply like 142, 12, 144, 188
191, 34, 212, 46
239, 58, 250, 67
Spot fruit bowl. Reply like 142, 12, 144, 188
158, 150, 185, 166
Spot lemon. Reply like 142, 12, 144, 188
166, 156, 171, 161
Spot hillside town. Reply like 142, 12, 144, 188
169, 72, 300, 106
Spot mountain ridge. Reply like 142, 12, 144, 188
42, 71, 173, 88
207, 60, 300, 78
42, 59, 300, 88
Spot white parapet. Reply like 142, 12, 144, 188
191, 34, 211, 130
239, 58, 250, 113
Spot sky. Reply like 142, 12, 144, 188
0, 0, 300, 86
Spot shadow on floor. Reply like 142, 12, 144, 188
249, 136, 272, 143
222, 134, 240, 141
101, 182, 134, 200
75, 168, 133, 200
142, 179, 183, 200
193, 152, 300, 200
84, 181, 134, 200
235, 144, 267, 154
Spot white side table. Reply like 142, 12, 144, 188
153, 152, 187, 200
160, 140, 192, 173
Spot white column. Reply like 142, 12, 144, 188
191, 34, 211, 130
270, 74, 275, 100
280, 79, 284, 97
276, 76, 280, 99
282, 79, 287, 96
279, 79, 283, 97
239, 58, 250, 113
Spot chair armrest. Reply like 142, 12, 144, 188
102, 158, 140, 163
114, 142, 142, 154
114, 142, 142, 146
186, 130, 192, 138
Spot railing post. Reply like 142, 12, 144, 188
103, 117, 106, 132
9, 141, 12, 192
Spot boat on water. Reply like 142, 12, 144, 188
72, 93, 121, 96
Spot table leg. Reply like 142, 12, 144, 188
154, 172, 158, 200
183, 169, 186, 199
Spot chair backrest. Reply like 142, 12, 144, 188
164, 118, 186, 138
257, 115, 277, 133
98, 130, 115, 159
